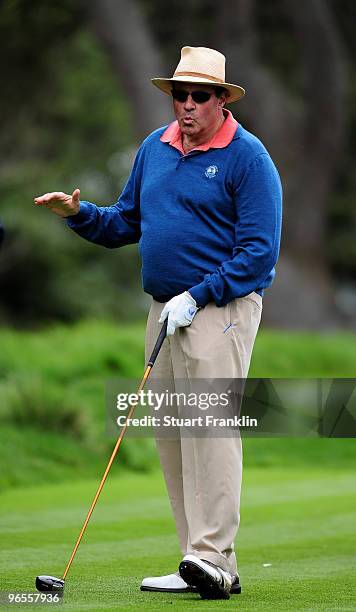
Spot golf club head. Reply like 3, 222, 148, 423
35, 575, 64, 594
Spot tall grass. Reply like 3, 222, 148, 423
1, 374, 87, 438
1, 319, 356, 490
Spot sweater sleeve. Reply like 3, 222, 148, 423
189, 153, 282, 307
66, 146, 144, 248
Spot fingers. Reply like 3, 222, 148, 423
72, 188, 80, 202
159, 307, 175, 335
166, 316, 175, 336
34, 193, 47, 206
33, 191, 68, 206
158, 305, 169, 323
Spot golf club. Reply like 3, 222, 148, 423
36, 319, 168, 595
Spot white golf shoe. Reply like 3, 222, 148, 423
140, 562, 241, 596
140, 571, 195, 593
179, 554, 233, 599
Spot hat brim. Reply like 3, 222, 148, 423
151, 76, 245, 104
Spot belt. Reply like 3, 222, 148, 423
151, 288, 264, 304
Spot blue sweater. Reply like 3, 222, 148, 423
67, 122, 282, 307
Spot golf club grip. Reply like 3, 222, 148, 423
147, 319, 168, 366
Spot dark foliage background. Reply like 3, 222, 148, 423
0, 0, 355, 327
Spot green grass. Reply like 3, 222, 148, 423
2, 320, 356, 380
0, 468, 355, 611
1, 322, 356, 608
250, 329, 356, 377
0, 321, 154, 489
1, 321, 356, 490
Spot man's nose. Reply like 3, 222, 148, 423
183, 95, 195, 110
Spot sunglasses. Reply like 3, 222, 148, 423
171, 89, 212, 104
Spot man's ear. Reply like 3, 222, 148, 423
218, 96, 226, 109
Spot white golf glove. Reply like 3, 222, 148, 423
159, 291, 199, 336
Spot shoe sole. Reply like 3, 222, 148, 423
179, 559, 231, 600
140, 583, 241, 595
140, 585, 196, 593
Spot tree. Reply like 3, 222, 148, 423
88, 0, 172, 137
213, 0, 349, 328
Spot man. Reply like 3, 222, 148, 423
34, 46, 282, 600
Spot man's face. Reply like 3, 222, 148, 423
172, 83, 226, 137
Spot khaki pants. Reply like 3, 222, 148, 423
145, 292, 262, 574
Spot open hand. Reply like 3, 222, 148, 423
34, 188, 81, 218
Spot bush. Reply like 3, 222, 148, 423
1, 374, 87, 439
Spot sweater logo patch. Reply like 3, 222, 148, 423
204, 165, 218, 179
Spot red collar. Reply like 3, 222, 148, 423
160, 109, 238, 154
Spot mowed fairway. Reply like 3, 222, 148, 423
1, 467, 355, 611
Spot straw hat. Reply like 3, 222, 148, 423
151, 46, 245, 104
